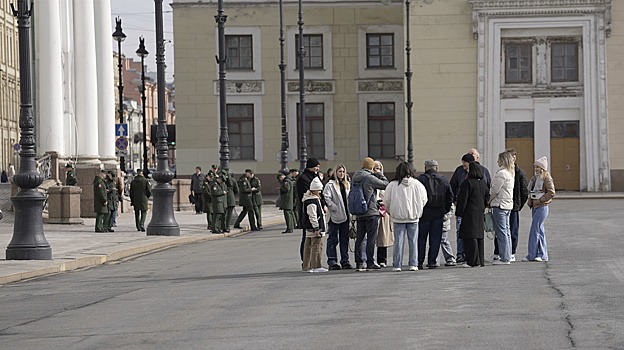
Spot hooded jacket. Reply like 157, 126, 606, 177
384, 176, 428, 223
351, 168, 389, 218
489, 167, 514, 210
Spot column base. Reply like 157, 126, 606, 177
147, 184, 180, 236
6, 189, 52, 260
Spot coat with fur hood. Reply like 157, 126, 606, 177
384, 176, 428, 223
322, 179, 349, 224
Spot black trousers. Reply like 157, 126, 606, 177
193, 193, 203, 214
377, 246, 388, 265
464, 238, 484, 267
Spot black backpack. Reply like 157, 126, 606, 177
348, 177, 375, 215
423, 174, 445, 208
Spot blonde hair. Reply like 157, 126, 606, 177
499, 151, 515, 177
373, 160, 383, 172
333, 164, 350, 190
535, 167, 551, 180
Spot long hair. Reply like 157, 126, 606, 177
499, 151, 515, 177
331, 164, 350, 190
467, 161, 483, 180
535, 167, 551, 181
392, 162, 415, 182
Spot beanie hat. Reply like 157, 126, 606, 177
309, 177, 323, 191
461, 153, 475, 163
306, 157, 320, 169
535, 156, 548, 170
362, 157, 375, 170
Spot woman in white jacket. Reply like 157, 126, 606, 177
490, 151, 515, 265
384, 162, 428, 272
322, 164, 352, 270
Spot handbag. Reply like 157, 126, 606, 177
484, 207, 495, 235
188, 194, 196, 205
348, 220, 357, 240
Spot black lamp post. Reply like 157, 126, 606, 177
147, 0, 180, 236
297, 0, 308, 171
136, 37, 149, 174
278, 0, 289, 174
113, 17, 127, 172
6, 0, 51, 260
405, 0, 414, 167
215, 0, 229, 170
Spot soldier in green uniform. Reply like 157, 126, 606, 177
104, 171, 117, 232
129, 169, 151, 231
289, 169, 300, 228
278, 171, 295, 233
93, 170, 108, 232
210, 173, 228, 233
201, 171, 214, 230
249, 170, 263, 230
222, 168, 239, 231
65, 163, 78, 186
233, 169, 257, 231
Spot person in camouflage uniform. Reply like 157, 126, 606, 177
289, 169, 300, 228
278, 171, 295, 233
93, 170, 108, 232
222, 168, 239, 231
104, 171, 117, 232
234, 169, 258, 231
201, 171, 214, 230
210, 173, 228, 233
249, 170, 263, 230
65, 163, 78, 186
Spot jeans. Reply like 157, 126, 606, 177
527, 206, 549, 261
493, 207, 512, 262
439, 229, 456, 263
326, 220, 350, 266
418, 217, 443, 266
355, 216, 380, 266
456, 217, 464, 259
495, 209, 520, 255
393, 222, 418, 268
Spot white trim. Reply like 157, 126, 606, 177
287, 95, 334, 161
357, 25, 404, 79
286, 26, 333, 81
216, 27, 262, 81
357, 93, 405, 160
217, 95, 263, 161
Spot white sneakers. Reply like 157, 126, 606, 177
490, 254, 500, 261
304, 267, 329, 273
462, 263, 473, 268
379, 263, 386, 268
510, 255, 516, 262
409, 266, 419, 271
392, 266, 418, 272
392, 267, 401, 272
492, 260, 511, 265
521, 257, 545, 262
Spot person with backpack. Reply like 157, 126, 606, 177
416, 159, 453, 269
350, 157, 389, 271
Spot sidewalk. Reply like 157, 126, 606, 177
0, 203, 286, 285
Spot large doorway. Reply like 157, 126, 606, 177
550, 121, 580, 191
505, 122, 534, 175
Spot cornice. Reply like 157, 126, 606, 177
171, 0, 402, 8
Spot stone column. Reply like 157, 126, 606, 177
35, 0, 65, 155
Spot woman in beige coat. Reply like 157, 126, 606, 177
374, 161, 393, 267
523, 156, 555, 262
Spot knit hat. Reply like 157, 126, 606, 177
534, 156, 548, 170
309, 177, 323, 191
424, 159, 439, 167
306, 157, 320, 169
362, 157, 375, 170
461, 153, 475, 163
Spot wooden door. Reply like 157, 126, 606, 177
550, 121, 580, 191
505, 122, 534, 175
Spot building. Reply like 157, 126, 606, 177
172, 0, 621, 191
0, 1, 20, 172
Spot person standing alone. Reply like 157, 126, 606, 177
130, 169, 151, 232
190, 166, 205, 214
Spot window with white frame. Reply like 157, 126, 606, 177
226, 35, 253, 70
551, 41, 579, 82
295, 34, 323, 69
366, 33, 394, 68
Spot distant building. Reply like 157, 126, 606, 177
0, 2, 20, 171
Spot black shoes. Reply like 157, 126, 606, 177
233, 226, 242, 229
367, 264, 382, 271
140, 226, 146, 232
282, 229, 293, 234
341, 263, 353, 270
456, 256, 466, 263
329, 264, 342, 271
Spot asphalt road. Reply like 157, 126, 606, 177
0, 199, 623, 350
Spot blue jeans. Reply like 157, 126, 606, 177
355, 216, 379, 266
326, 220, 350, 266
527, 206, 549, 261
494, 209, 520, 256
418, 217, 443, 266
456, 217, 464, 258
393, 222, 418, 268
493, 207, 512, 262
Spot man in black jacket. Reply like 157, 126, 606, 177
190, 166, 205, 214
296, 157, 321, 261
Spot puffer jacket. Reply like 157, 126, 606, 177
384, 176, 428, 223
351, 168, 389, 218
489, 168, 514, 210
323, 179, 349, 224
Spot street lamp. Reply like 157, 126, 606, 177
278, 0, 289, 174
112, 17, 127, 172
136, 36, 149, 174
147, 0, 179, 236
215, 0, 229, 170
297, 0, 308, 171
6, 0, 52, 260
405, 0, 414, 166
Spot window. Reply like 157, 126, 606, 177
295, 34, 323, 69
505, 122, 534, 138
366, 34, 394, 68
550, 121, 579, 138
226, 104, 254, 160
226, 35, 253, 70
297, 103, 325, 159
367, 102, 395, 159
551, 42, 578, 82
505, 43, 532, 84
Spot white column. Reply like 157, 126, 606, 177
35, 0, 65, 155
72, 0, 100, 159
93, 0, 116, 160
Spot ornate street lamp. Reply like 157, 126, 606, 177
147, 0, 180, 236
215, 0, 229, 170
136, 37, 149, 174
297, 0, 308, 171
6, 0, 51, 260
112, 17, 127, 172
405, 0, 414, 166
278, 0, 289, 174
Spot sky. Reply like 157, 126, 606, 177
110, 0, 175, 82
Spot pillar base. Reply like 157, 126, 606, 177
147, 184, 180, 236
6, 189, 52, 260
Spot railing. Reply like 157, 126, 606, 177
35, 154, 53, 180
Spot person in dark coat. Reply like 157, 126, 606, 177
104, 172, 117, 232
93, 170, 108, 232
130, 169, 152, 231
296, 157, 321, 260
278, 171, 295, 233
223, 168, 239, 231
289, 169, 300, 228
455, 162, 490, 267
210, 174, 228, 233
233, 170, 258, 231
201, 172, 214, 230
190, 166, 205, 214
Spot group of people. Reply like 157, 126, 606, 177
285, 148, 555, 273
92, 169, 125, 232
